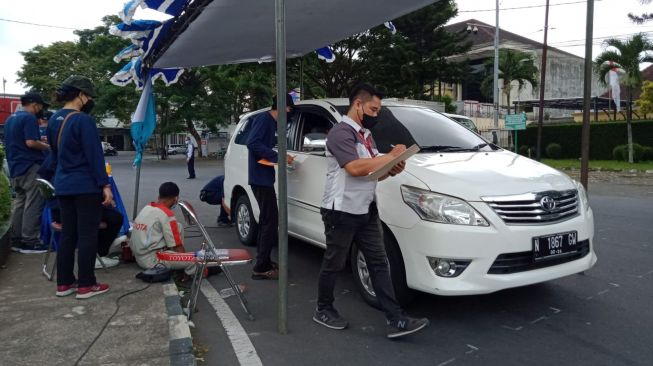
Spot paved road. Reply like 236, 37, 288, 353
108, 154, 653, 366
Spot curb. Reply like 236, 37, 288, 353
163, 282, 196, 366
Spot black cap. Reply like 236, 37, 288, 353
61, 75, 97, 98
20, 91, 50, 107
271, 93, 295, 110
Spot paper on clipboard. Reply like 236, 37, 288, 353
257, 159, 277, 166
367, 144, 420, 180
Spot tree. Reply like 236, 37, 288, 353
481, 49, 539, 113
635, 80, 653, 116
595, 33, 653, 163
17, 16, 140, 125
628, 0, 653, 23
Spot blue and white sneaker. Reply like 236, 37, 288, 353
19, 244, 49, 254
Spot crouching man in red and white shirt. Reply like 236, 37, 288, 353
130, 182, 198, 275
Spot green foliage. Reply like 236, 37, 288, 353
545, 143, 563, 159
434, 95, 457, 113
642, 146, 653, 161
0, 145, 10, 236
612, 143, 645, 162
519, 145, 533, 157
595, 33, 653, 89
290, 0, 470, 99
518, 121, 653, 160
635, 80, 653, 114
481, 49, 539, 107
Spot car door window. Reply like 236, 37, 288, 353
297, 109, 335, 153
234, 115, 256, 145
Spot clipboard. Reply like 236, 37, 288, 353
367, 144, 420, 181
257, 159, 277, 166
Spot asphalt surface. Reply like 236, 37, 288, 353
108, 153, 653, 366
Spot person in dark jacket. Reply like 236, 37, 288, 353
200, 175, 232, 227
48, 76, 113, 299
4, 91, 50, 253
246, 94, 295, 280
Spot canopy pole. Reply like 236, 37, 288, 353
132, 163, 142, 219
580, 0, 594, 190
275, 0, 289, 335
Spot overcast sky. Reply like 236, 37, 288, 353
1, 0, 652, 95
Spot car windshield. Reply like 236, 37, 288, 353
367, 106, 496, 154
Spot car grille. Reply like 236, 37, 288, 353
487, 239, 590, 274
483, 189, 579, 225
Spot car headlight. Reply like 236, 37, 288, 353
574, 180, 590, 211
400, 186, 489, 226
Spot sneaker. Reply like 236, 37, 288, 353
251, 268, 279, 280
313, 308, 348, 330
56, 283, 78, 297
76, 283, 110, 299
95, 256, 120, 269
11, 242, 24, 252
108, 235, 128, 255
386, 316, 430, 339
19, 243, 48, 254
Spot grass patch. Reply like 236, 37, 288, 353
541, 159, 653, 171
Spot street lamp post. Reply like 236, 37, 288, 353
493, 0, 500, 128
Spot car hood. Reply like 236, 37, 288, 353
405, 150, 575, 201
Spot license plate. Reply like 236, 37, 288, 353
533, 231, 578, 261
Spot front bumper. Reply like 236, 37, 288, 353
390, 204, 596, 296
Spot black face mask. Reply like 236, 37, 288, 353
81, 99, 95, 114
361, 112, 379, 130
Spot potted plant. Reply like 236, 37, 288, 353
0, 145, 11, 267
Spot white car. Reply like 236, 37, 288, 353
224, 99, 596, 306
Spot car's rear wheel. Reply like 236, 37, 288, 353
235, 194, 258, 247
350, 229, 415, 309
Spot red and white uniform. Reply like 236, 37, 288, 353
131, 202, 190, 272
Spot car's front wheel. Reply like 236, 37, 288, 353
235, 194, 258, 247
350, 229, 415, 309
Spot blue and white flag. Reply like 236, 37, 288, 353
120, 0, 188, 24
384, 21, 397, 34
110, 57, 144, 89
110, 20, 162, 37
316, 47, 335, 63
113, 44, 143, 63
130, 77, 156, 167
151, 68, 185, 86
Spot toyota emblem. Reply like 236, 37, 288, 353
540, 196, 556, 211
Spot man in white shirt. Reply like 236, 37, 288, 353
186, 137, 196, 179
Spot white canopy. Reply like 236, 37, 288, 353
153, 0, 438, 68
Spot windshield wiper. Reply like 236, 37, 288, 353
420, 143, 498, 153
419, 145, 466, 152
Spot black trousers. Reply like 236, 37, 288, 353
51, 206, 122, 257
317, 204, 403, 321
57, 194, 103, 287
98, 207, 123, 256
187, 155, 196, 178
251, 185, 278, 272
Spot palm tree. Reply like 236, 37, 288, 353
595, 33, 653, 163
481, 49, 539, 114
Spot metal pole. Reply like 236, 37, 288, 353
536, 0, 550, 161
132, 163, 141, 219
493, 0, 500, 128
274, 0, 289, 335
580, 0, 594, 190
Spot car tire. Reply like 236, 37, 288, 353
350, 229, 415, 309
235, 194, 258, 247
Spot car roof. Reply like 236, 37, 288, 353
443, 113, 472, 120
239, 98, 436, 121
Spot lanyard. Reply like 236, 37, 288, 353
358, 131, 375, 157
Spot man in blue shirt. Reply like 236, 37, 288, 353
4, 91, 51, 253
246, 94, 295, 280
185, 137, 196, 179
